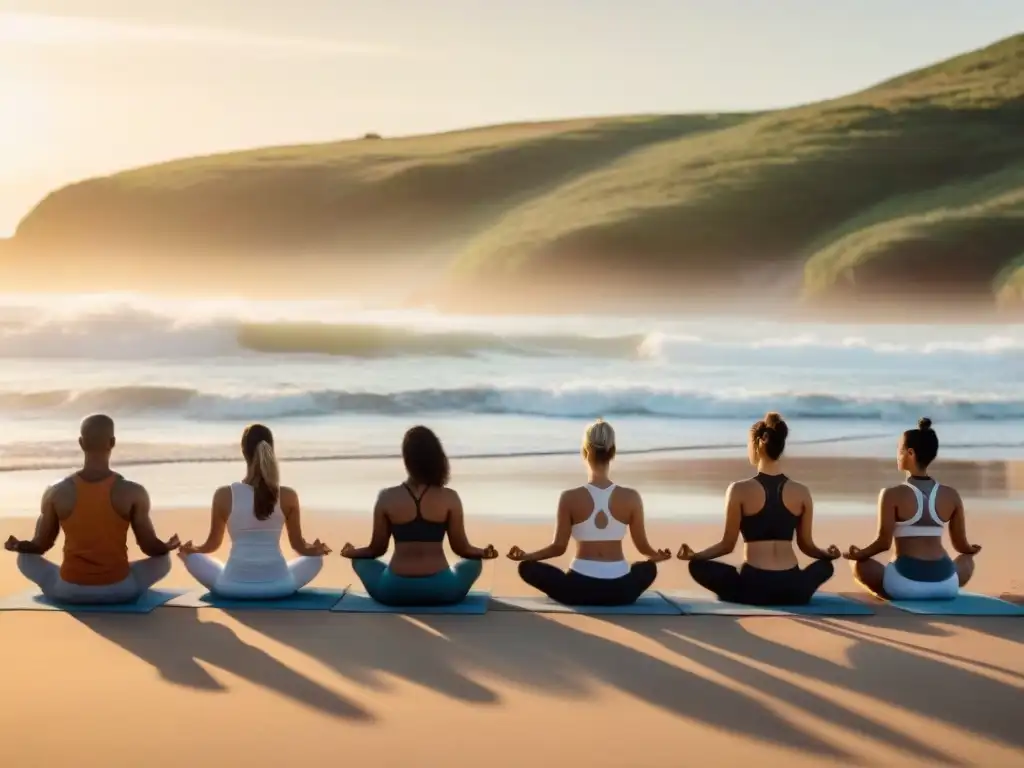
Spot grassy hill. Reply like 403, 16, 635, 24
5, 33, 1023, 312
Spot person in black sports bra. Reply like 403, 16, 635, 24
677, 412, 841, 606
340, 425, 497, 606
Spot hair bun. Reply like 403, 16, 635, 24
918, 417, 933, 431
763, 412, 788, 438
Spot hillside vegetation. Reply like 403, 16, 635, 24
5, 33, 1023, 310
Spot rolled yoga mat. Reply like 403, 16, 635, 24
658, 590, 875, 616
164, 587, 348, 610
888, 592, 1024, 616
0, 587, 187, 613
330, 590, 491, 614
490, 591, 682, 615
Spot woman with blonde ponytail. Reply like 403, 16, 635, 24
179, 423, 331, 598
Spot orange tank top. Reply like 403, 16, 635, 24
60, 475, 131, 586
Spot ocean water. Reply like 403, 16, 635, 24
0, 292, 1022, 514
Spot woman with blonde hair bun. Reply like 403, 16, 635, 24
178, 423, 331, 598
507, 419, 671, 606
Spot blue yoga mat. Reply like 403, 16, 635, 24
330, 590, 491, 614
490, 591, 682, 615
0, 587, 187, 613
889, 592, 1024, 616
165, 587, 347, 610
659, 590, 875, 616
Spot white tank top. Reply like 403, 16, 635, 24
221, 483, 290, 583
571, 484, 628, 542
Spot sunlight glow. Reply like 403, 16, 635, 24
0, 11, 405, 58
0, 75, 50, 167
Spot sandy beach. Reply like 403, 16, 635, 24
2, 455, 1023, 767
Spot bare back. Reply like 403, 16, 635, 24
563, 483, 644, 563
376, 484, 460, 576
888, 481, 961, 560
730, 476, 811, 570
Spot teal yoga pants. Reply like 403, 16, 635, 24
352, 558, 483, 606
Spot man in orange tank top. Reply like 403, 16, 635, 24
5, 414, 180, 604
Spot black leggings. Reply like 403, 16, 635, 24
518, 560, 658, 606
688, 559, 835, 606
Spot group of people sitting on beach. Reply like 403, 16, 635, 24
4, 411, 980, 607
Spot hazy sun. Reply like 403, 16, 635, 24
0, 76, 50, 164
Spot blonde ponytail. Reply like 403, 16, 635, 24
248, 440, 280, 520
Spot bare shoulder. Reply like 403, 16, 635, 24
377, 485, 401, 503
727, 478, 756, 495
440, 486, 462, 506
46, 475, 77, 506
113, 475, 148, 502
279, 486, 299, 504
784, 478, 811, 497
559, 486, 588, 506
50, 474, 77, 496
613, 484, 641, 503
938, 483, 962, 505
879, 484, 907, 504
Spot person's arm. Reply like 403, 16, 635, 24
129, 484, 179, 556
342, 491, 391, 559
844, 488, 896, 561
627, 490, 670, 561
281, 488, 330, 556
511, 491, 573, 562
446, 492, 496, 559
686, 483, 742, 561
6, 485, 62, 554
180, 487, 230, 555
795, 486, 840, 560
947, 488, 981, 555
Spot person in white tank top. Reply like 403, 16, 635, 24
178, 424, 331, 599
507, 419, 671, 606
844, 418, 981, 601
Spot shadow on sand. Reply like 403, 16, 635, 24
69, 599, 1024, 763
71, 608, 372, 722
600, 612, 1024, 765
226, 608, 883, 762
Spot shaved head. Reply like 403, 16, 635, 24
79, 414, 115, 454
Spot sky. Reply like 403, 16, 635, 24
0, 0, 1021, 235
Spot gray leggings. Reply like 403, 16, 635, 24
17, 554, 172, 604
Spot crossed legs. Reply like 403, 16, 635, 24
517, 561, 658, 606
851, 555, 974, 600
17, 553, 172, 604
352, 558, 483, 606
180, 553, 324, 598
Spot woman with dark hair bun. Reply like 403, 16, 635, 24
677, 412, 840, 605
341, 425, 497, 606
178, 423, 331, 598
845, 418, 980, 600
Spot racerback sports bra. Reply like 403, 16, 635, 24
739, 473, 799, 542
390, 484, 448, 543
894, 477, 946, 538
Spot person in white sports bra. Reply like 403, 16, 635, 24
178, 424, 331, 599
507, 419, 671, 606
845, 418, 981, 600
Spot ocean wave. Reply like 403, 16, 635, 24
0, 298, 1021, 361
2, 384, 1023, 422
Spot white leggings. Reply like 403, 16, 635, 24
181, 553, 323, 599
17, 553, 171, 604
